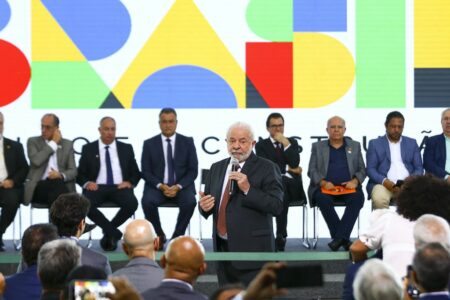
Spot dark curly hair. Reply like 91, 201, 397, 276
396, 175, 450, 222
50, 193, 90, 237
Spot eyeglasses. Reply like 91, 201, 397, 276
269, 124, 284, 129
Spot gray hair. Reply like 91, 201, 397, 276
414, 214, 450, 249
327, 115, 346, 128
353, 259, 402, 300
226, 122, 255, 141
441, 108, 450, 120
37, 239, 81, 290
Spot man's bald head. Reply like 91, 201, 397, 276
122, 219, 158, 259
162, 236, 206, 284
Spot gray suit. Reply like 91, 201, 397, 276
24, 136, 76, 204
80, 245, 112, 275
112, 257, 163, 293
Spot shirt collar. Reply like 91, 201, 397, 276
99, 139, 116, 150
162, 278, 193, 290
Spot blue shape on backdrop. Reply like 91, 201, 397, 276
0, 0, 11, 31
132, 65, 237, 108
294, 0, 347, 32
41, 0, 131, 60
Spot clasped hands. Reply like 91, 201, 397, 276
321, 178, 358, 190
159, 184, 180, 198
85, 181, 133, 191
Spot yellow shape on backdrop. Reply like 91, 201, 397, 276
293, 33, 355, 108
32, 0, 85, 61
113, 0, 245, 108
415, 0, 450, 67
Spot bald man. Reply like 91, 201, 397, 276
141, 236, 207, 300
112, 219, 164, 293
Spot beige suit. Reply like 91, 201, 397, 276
24, 136, 76, 205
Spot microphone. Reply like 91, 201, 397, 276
229, 157, 240, 195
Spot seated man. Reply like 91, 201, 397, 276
424, 108, 450, 182
255, 112, 306, 251
307, 116, 366, 251
77, 117, 141, 251
366, 111, 423, 209
25, 113, 77, 207
141, 108, 198, 249
0, 112, 29, 250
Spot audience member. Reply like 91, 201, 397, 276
50, 192, 112, 274
366, 111, 423, 209
112, 219, 164, 293
307, 116, 366, 251
353, 259, 402, 300
414, 214, 450, 249
107, 277, 142, 300
199, 122, 283, 285
63, 265, 107, 300
255, 112, 306, 251
423, 108, 450, 182
4, 223, 58, 300
141, 236, 207, 300
0, 112, 29, 250
25, 113, 77, 206
141, 108, 198, 249
77, 116, 141, 251
37, 239, 81, 300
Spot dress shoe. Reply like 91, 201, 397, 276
0, 236, 4, 252
275, 236, 286, 252
82, 223, 97, 235
157, 235, 167, 251
342, 239, 353, 251
100, 234, 111, 251
328, 238, 344, 252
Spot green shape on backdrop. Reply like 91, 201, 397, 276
356, 0, 406, 108
246, 0, 293, 41
32, 62, 111, 108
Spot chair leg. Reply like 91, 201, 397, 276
13, 205, 22, 251
312, 207, 318, 249
198, 213, 203, 241
302, 205, 310, 249
86, 230, 93, 248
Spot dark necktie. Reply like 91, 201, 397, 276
166, 138, 175, 185
105, 145, 114, 185
217, 179, 231, 236
274, 142, 285, 174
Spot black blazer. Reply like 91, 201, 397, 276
77, 140, 141, 187
142, 281, 207, 300
2, 137, 29, 188
200, 152, 283, 269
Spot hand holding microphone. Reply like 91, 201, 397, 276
229, 157, 250, 194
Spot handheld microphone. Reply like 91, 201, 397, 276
229, 157, 240, 195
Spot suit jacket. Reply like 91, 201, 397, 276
200, 152, 283, 269
25, 137, 76, 205
141, 133, 198, 193
1, 137, 29, 189
112, 257, 164, 293
366, 135, 423, 196
141, 280, 207, 300
255, 137, 306, 203
77, 140, 140, 187
424, 134, 448, 178
307, 138, 366, 203
4, 264, 41, 300
419, 293, 450, 300
80, 244, 112, 275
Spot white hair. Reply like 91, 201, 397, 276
414, 214, 450, 249
226, 122, 255, 141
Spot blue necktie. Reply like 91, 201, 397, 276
166, 138, 175, 186
105, 146, 114, 185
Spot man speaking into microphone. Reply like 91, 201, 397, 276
199, 122, 283, 286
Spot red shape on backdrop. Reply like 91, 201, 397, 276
246, 42, 293, 108
0, 40, 31, 107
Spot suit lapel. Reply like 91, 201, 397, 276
320, 142, 329, 175
345, 141, 354, 174
439, 134, 446, 162
3, 138, 11, 172
116, 141, 126, 173
383, 136, 391, 162
263, 138, 277, 161
213, 158, 230, 214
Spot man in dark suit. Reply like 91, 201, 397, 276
255, 112, 306, 251
77, 117, 141, 251
141, 236, 207, 300
366, 111, 423, 209
141, 108, 198, 249
199, 122, 283, 285
424, 108, 450, 182
307, 116, 366, 251
0, 112, 29, 250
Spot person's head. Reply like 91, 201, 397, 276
21, 223, 59, 266
122, 219, 159, 260
98, 116, 116, 145
384, 111, 404, 142
326, 116, 346, 143
161, 236, 206, 285
210, 284, 245, 300
38, 239, 81, 291
396, 175, 450, 222
353, 259, 402, 300
159, 108, 177, 137
412, 242, 450, 293
441, 108, 450, 137
414, 214, 450, 249
0, 111, 4, 136
266, 113, 285, 138
41, 113, 60, 141
226, 122, 255, 162
50, 193, 90, 238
